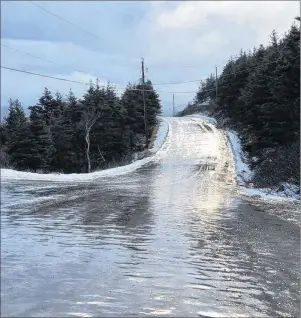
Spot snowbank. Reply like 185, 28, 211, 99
244, 185, 300, 201
227, 131, 299, 200
227, 131, 253, 184
1, 118, 169, 183
226, 131, 300, 200
149, 118, 169, 153
1, 160, 152, 183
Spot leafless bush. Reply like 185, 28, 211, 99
101, 154, 134, 170
206, 102, 218, 116
0, 149, 12, 168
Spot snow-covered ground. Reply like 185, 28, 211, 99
185, 113, 217, 125
1, 118, 169, 183
244, 184, 300, 201
227, 130, 299, 201
149, 117, 169, 154
186, 112, 300, 201
227, 131, 253, 184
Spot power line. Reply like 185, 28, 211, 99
1, 43, 87, 75
1, 65, 197, 94
152, 78, 205, 86
28, 1, 100, 40
2, 43, 205, 89
1, 66, 91, 85
27, 1, 145, 69
1, 42, 209, 92
6, 58, 291, 97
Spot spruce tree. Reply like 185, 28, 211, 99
143, 80, 162, 134
3, 99, 33, 170
28, 104, 54, 172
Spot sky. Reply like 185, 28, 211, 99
1, 1, 299, 117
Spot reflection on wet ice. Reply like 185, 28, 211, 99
1, 118, 299, 317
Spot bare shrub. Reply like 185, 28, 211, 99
0, 148, 12, 168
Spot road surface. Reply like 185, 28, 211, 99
1, 117, 299, 317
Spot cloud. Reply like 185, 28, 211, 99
1, 1, 299, 117
1, 38, 139, 82
1, 39, 125, 110
153, 1, 299, 45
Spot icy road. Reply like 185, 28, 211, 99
1, 117, 299, 317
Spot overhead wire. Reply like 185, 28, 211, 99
28, 1, 100, 39
14, 2, 301, 87
1, 43, 87, 75
152, 78, 205, 86
5, 1, 298, 98
1, 66, 92, 85
5, 1, 298, 117
1, 65, 197, 94
4, 51, 298, 96
1, 42, 202, 92
25, 1, 257, 88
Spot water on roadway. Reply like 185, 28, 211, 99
1, 117, 300, 317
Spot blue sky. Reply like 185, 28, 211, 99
1, 1, 299, 116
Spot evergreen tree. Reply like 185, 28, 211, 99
28, 104, 54, 172
3, 99, 33, 170
50, 105, 74, 173
65, 89, 86, 172
195, 75, 216, 105
181, 18, 300, 185
121, 83, 145, 149
2, 78, 162, 173
264, 24, 300, 145
143, 80, 162, 133
37, 87, 54, 125
121, 81, 161, 150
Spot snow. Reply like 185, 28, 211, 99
1, 118, 169, 183
243, 184, 300, 201
226, 130, 299, 200
1, 161, 152, 182
227, 131, 253, 184
185, 113, 217, 125
227, 131, 299, 200
149, 118, 169, 154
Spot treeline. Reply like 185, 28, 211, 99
179, 19, 300, 187
1, 80, 161, 173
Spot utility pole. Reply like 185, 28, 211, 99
215, 65, 218, 99
141, 58, 148, 147
173, 93, 175, 117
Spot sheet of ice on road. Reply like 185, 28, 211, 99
1, 117, 299, 318
186, 113, 299, 201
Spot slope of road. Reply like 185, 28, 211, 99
186, 113, 300, 201
1, 117, 299, 317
